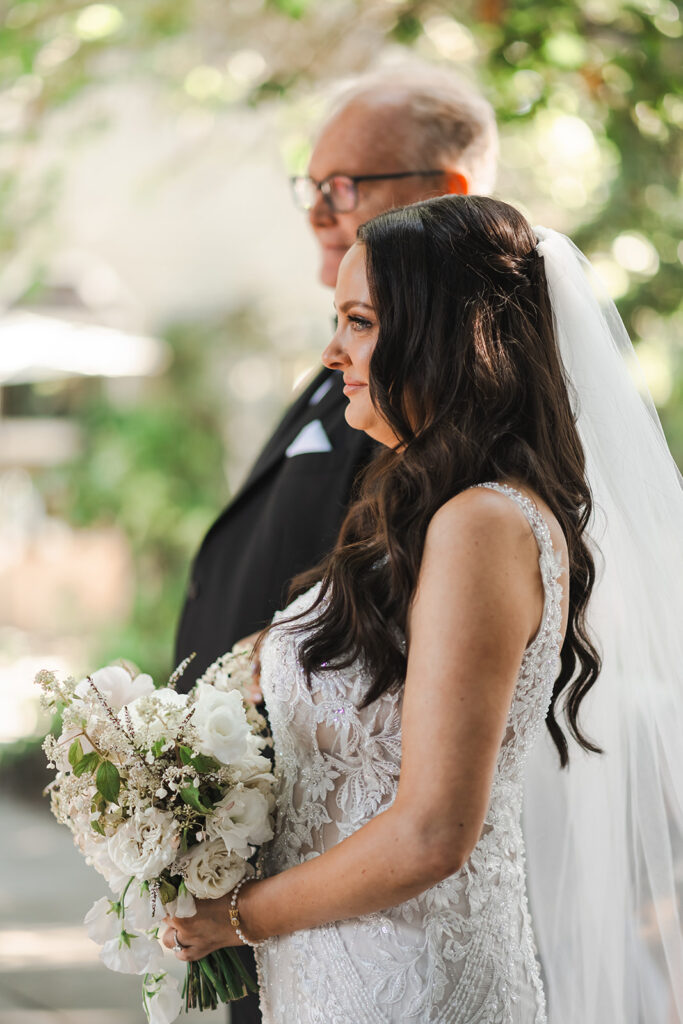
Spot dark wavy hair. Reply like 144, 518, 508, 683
280, 194, 601, 768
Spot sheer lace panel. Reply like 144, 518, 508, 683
256, 483, 564, 1023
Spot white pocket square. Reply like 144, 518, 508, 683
286, 419, 333, 457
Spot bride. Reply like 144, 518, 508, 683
163, 196, 683, 1023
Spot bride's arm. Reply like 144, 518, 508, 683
166, 488, 546, 958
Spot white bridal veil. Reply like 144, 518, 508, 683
523, 228, 683, 1023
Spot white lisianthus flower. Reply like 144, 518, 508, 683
207, 785, 273, 857
179, 839, 248, 899
100, 932, 162, 975
76, 666, 155, 712
191, 685, 250, 765
84, 897, 121, 944
108, 809, 179, 881
230, 733, 273, 787
145, 972, 183, 1024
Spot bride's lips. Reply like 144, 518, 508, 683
343, 379, 367, 396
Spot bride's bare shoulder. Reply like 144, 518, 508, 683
425, 482, 568, 566
426, 484, 526, 543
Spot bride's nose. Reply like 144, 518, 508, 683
322, 330, 349, 372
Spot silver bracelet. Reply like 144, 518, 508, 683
229, 876, 265, 947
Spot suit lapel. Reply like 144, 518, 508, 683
188, 369, 373, 569
229, 367, 342, 504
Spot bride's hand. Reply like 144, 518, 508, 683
162, 894, 240, 961
236, 631, 263, 704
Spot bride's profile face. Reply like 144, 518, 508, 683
322, 243, 398, 447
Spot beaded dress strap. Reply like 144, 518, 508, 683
475, 481, 562, 654
474, 481, 554, 564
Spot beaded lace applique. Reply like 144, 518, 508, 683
256, 483, 564, 1024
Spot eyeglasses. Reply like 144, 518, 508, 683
290, 170, 444, 213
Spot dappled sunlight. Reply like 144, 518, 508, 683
0, 927, 102, 969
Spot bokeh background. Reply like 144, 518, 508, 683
0, 0, 681, 1020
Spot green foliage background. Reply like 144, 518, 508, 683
61, 324, 229, 676
2, 0, 681, 685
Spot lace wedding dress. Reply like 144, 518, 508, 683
255, 483, 564, 1024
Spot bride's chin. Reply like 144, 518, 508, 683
344, 407, 394, 447
344, 403, 369, 432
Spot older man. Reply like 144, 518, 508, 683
174, 65, 497, 1024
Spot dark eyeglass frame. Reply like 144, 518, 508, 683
290, 170, 445, 213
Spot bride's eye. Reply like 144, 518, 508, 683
349, 315, 373, 331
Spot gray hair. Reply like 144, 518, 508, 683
329, 65, 498, 195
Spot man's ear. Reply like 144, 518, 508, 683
445, 171, 468, 195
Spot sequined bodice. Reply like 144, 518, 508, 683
256, 484, 564, 1024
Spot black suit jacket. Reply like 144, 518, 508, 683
174, 366, 376, 690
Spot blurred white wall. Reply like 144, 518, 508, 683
28, 81, 331, 332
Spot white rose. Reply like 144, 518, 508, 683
108, 808, 179, 881
76, 666, 155, 712
191, 685, 250, 766
179, 839, 248, 899
207, 785, 273, 857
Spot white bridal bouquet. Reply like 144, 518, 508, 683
36, 648, 275, 1024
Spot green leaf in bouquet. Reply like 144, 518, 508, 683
91, 793, 107, 814
190, 753, 222, 774
158, 877, 178, 904
179, 784, 213, 814
178, 745, 221, 774
91, 818, 106, 836
73, 752, 100, 777
151, 738, 166, 758
96, 761, 121, 803
68, 738, 84, 767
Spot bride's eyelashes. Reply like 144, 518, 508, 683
348, 315, 373, 331
331, 311, 374, 332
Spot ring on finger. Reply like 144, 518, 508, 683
172, 929, 187, 953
